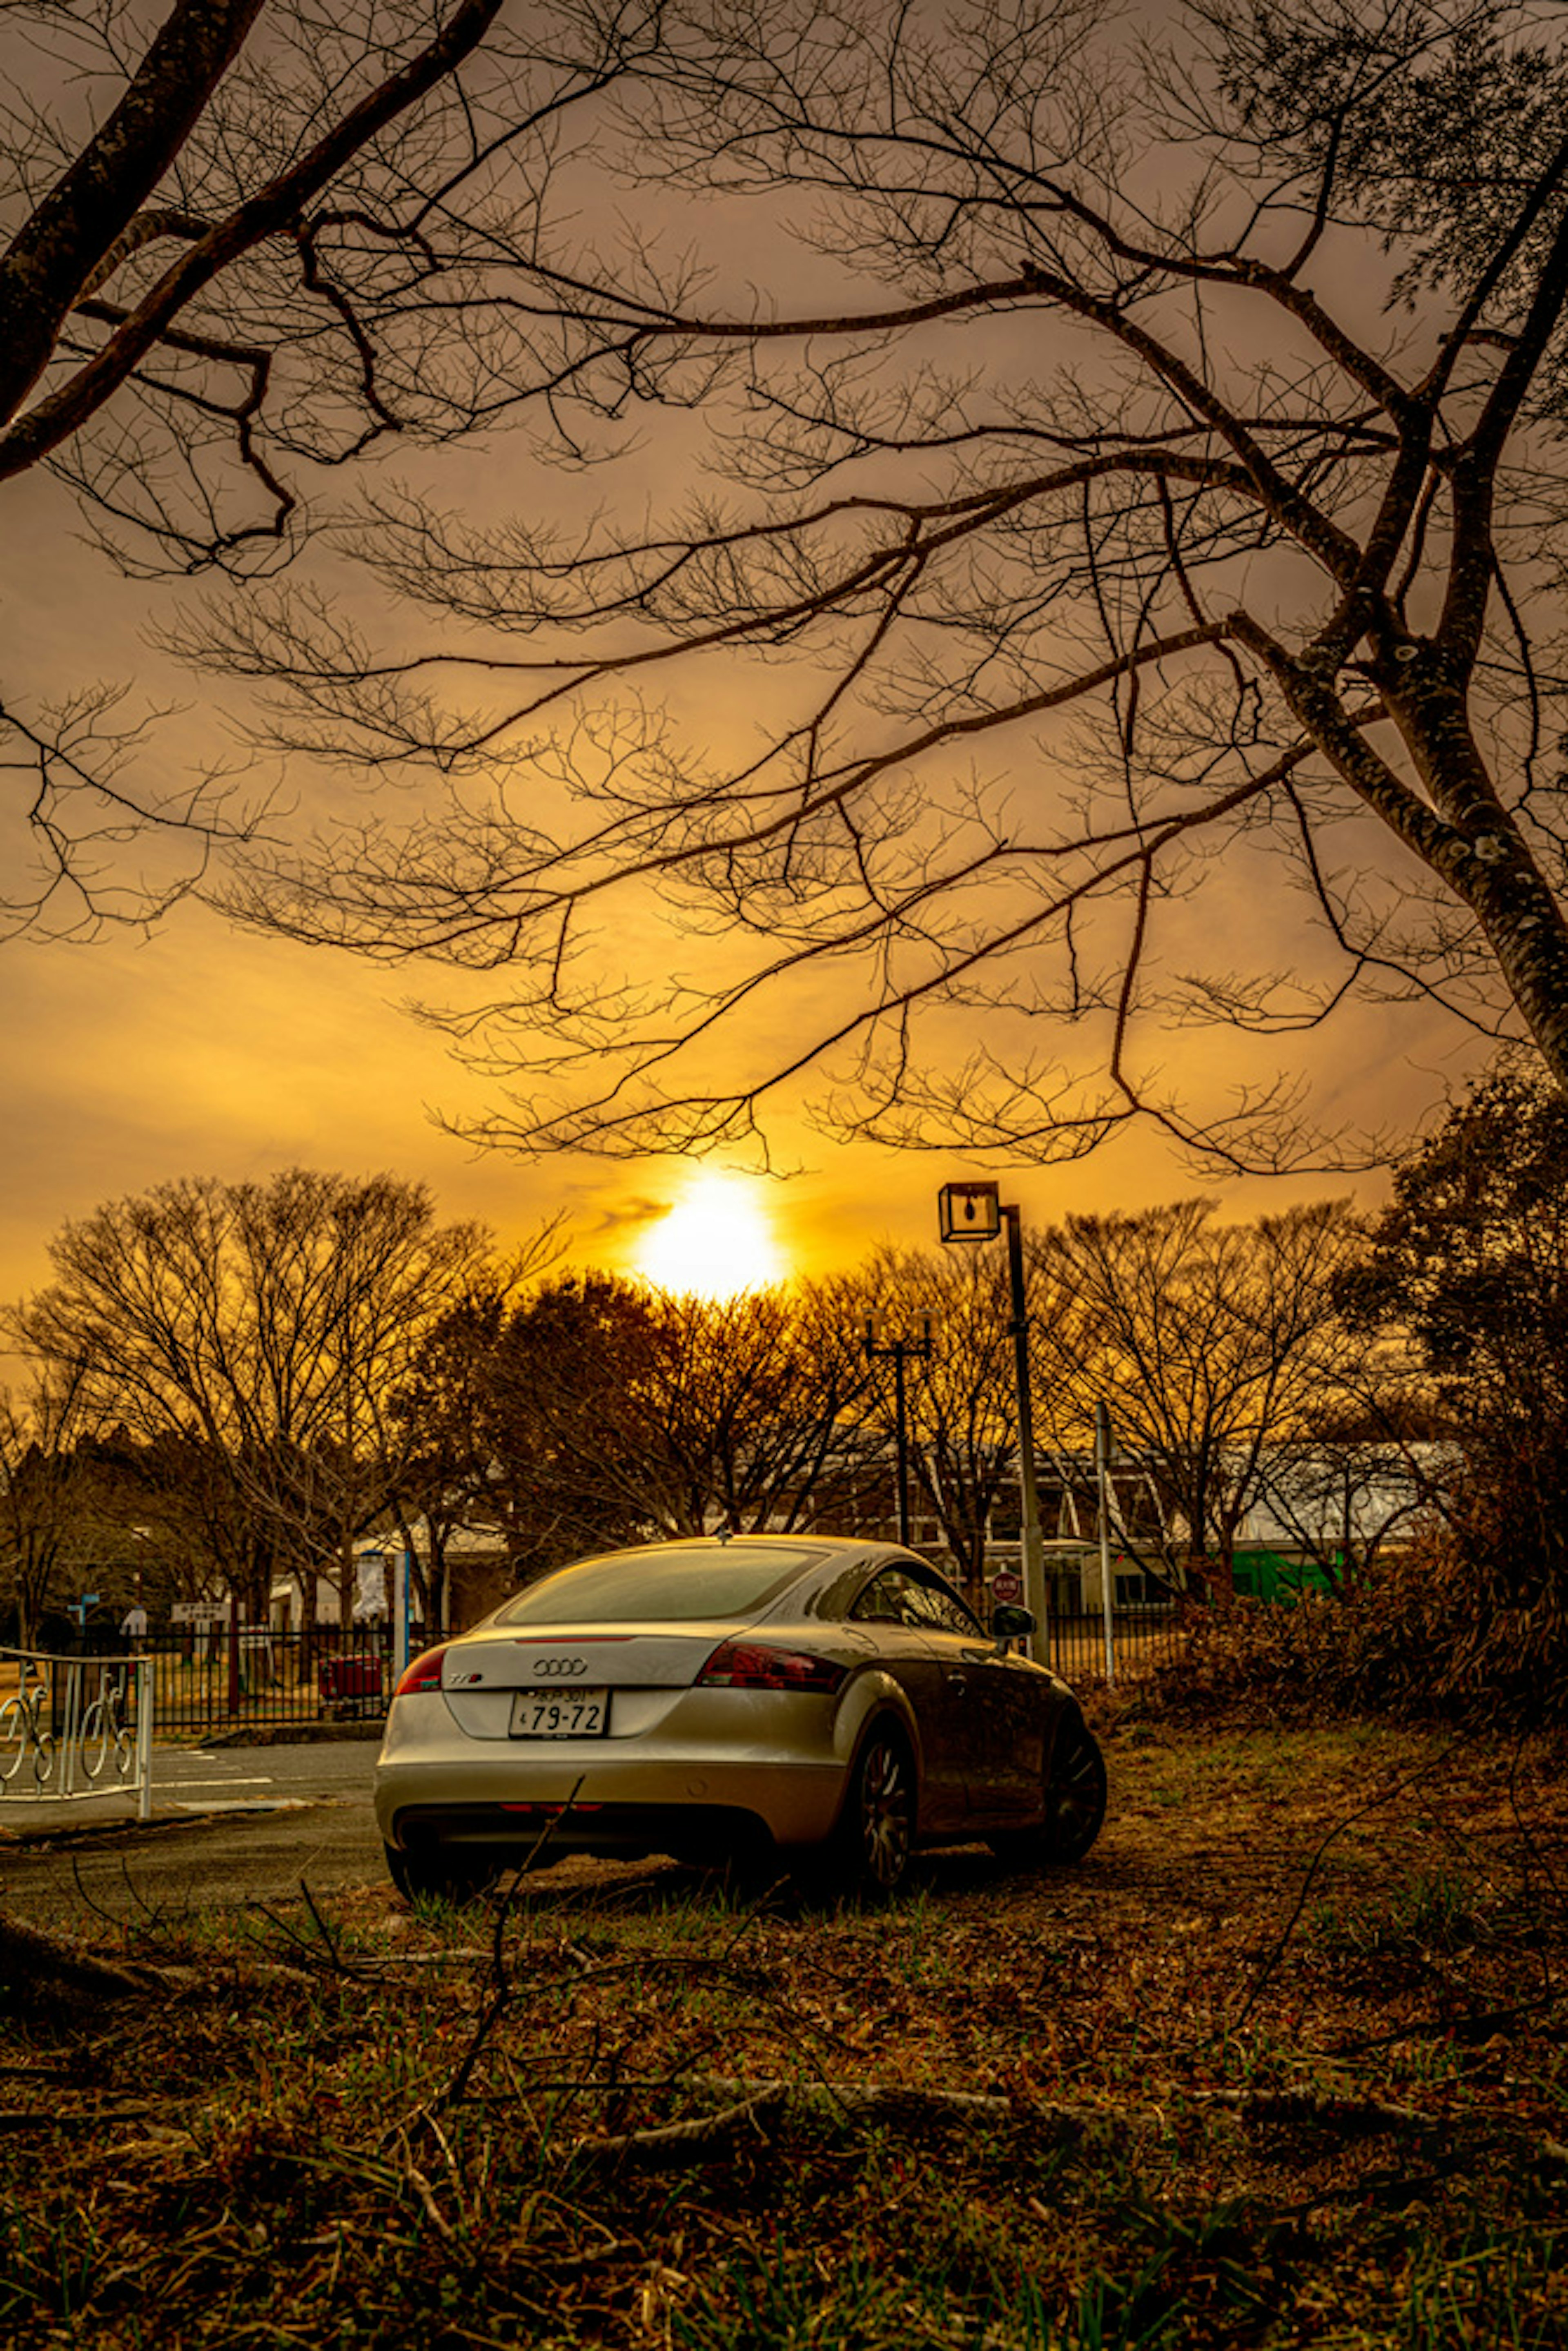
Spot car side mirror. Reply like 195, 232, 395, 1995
990, 1602, 1035, 1650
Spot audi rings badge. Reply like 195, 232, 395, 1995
532, 1656, 590, 1680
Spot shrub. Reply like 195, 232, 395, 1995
1154, 1510, 1568, 1730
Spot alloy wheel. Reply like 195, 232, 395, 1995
854, 1730, 914, 1893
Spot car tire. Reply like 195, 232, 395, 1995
820, 1721, 916, 1899
385, 1843, 499, 1907
990, 1714, 1107, 1868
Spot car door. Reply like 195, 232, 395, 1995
845, 1567, 967, 1834
902, 1574, 1045, 1820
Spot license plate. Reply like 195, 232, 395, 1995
509, 1686, 608, 1739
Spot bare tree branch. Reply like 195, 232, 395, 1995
190, 0, 1568, 1165
0, 0, 657, 934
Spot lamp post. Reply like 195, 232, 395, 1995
862, 1311, 933, 1547
937, 1181, 1047, 1656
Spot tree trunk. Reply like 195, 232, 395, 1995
0, 0, 265, 429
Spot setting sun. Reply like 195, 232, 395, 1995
633, 1171, 786, 1299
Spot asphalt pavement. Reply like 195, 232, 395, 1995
0, 1737, 388, 1928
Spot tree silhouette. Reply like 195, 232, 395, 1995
0, 0, 656, 935
10, 1169, 500, 1620
209, 0, 1568, 1170
468, 1271, 880, 1567
1037, 1198, 1366, 1584
1346, 1056, 1568, 1601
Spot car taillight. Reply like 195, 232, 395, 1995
394, 1645, 448, 1697
698, 1640, 845, 1693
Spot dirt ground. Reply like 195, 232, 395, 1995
3, 1713, 1566, 2348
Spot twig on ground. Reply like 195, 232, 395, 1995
566, 2073, 1082, 2168
571, 2085, 785, 2165
70, 1856, 131, 1936
440, 1778, 584, 2112
1202, 2086, 1433, 2131
117, 1857, 168, 1926
299, 1879, 352, 1972
0, 2102, 174, 2131
1231, 1740, 1461, 2034
402, 2153, 455, 2241
1328, 1988, 1564, 2055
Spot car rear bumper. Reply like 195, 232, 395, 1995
376, 1749, 848, 1861
390, 1797, 775, 1867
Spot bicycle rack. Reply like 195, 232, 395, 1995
0, 1648, 155, 1817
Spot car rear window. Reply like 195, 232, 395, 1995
491, 1544, 822, 1627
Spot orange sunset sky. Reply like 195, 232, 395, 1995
0, 25, 1502, 1317
0, 784, 1479, 1321
0, 439, 1486, 1314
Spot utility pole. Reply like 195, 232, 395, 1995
862, 1313, 933, 1546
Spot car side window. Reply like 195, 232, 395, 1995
910, 1579, 984, 1639
849, 1569, 927, 1627
848, 1564, 984, 1638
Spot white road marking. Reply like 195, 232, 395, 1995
157, 1776, 274, 1790
168, 1797, 311, 1813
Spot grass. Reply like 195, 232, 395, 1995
1307, 1866, 1487, 1961
2, 1720, 1566, 2347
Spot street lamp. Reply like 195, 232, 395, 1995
862, 1310, 933, 1547
937, 1181, 1047, 1656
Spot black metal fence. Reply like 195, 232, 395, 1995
130, 1605, 1180, 1734
1047, 1603, 1184, 1686
130, 1626, 415, 1735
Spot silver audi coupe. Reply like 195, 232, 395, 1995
375, 1534, 1107, 1900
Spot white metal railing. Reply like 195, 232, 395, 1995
0, 1648, 155, 1818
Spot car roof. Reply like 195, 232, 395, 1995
615, 1535, 921, 1559
572, 1534, 941, 1585
506, 1534, 943, 1604
482, 1532, 937, 1629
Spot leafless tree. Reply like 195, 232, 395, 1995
643, 1280, 880, 1536
476, 1271, 880, 1564
98, 1424, 274, 1611
8, 1168, 504, 1619
0, 1359, 107, 1644
195, 0, 1568, 1171
0, 0, 659, 937
383, 1281, 515, 1628
1033, 1198, 1366, 1585
1245, 1436, 1429, 1589
846, 1241, 1029, 1603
